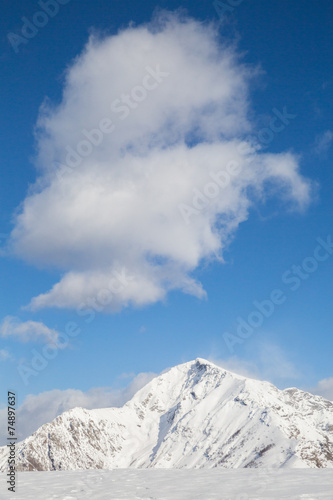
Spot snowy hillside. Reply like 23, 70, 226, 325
1, 358, 333, 471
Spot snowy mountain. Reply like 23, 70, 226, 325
1, 358, 333, 471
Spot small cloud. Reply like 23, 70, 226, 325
0, 349, 10, 361
0, 316, 59, 343
209, 342, 300, 386
313, 130, 333, 156
310, 377, 333, 402
0, 371, 156, 445
209, 356, 259, 379
118, 371, 136, 379
258, 342, 301, 382
139, 326, 146, 334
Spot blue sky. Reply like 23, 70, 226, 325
0, 0, 332, 437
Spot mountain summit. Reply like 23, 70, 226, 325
1, 359, 333, 470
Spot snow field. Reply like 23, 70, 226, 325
1, 469, 332, 500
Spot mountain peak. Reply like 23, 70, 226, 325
1, 359, 333, 471
192, 357, 219, 372
194, 357, 211, 366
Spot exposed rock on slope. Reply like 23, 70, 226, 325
1, 359, 332, 470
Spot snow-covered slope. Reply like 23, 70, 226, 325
1, 358, 333, 471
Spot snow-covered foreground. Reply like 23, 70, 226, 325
1, 469, 332, 499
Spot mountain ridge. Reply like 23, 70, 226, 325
1, 358, 332, 471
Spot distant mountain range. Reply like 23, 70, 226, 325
1, 358, 333, 471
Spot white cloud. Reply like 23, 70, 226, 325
209, 356, 260, 379
257, 343, 301, 382
0, 372, 156, 445
0, 349, 10, 361
0, 316, 58, 343
9, 12, 312, 312
314, 130, 333, 155
310, 377, 333, 402
210, 342, 301, 385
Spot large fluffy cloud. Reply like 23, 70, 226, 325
9, 12, 312, 312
